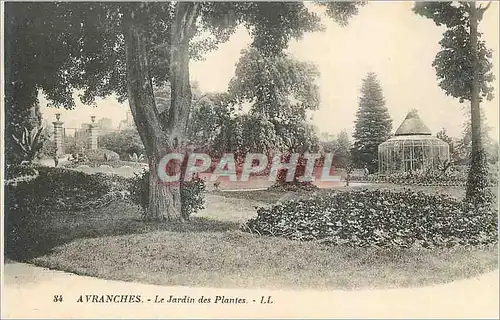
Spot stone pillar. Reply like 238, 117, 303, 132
88, 116, 98, 150
52, 113, 64, 156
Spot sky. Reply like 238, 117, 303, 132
40, 1, 500, 141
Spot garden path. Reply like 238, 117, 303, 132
197, 194, 262, 222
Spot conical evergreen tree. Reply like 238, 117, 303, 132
351, 72, 392, 172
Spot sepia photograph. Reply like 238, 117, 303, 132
2, 1, 499, 318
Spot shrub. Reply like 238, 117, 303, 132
11, 126, 46, 164
4, 166, 130, 258
5, 166, 128, 213
5, 164, 39, 181
181, 176, 207, 217
128, 169, 150, 212
350, 164, 498, 187
63, 160, 147, 169
85, 148, 120, 162
268, 181, 319, 192
98, 129, 145, 160
128, 152, 145, 163
243, 189, 498, 248
269, 153, 319, 191
39, 139, 57, 159
128, 169, 206, 219
350, 169, 469, 186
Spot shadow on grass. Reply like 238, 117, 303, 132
5, 197, 498, 290
5, 200, 241, 262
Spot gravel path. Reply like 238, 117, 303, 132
197, 194, 262, 222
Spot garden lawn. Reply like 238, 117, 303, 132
12, 193, 499, 290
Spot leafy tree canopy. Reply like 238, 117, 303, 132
229, 47, 320, 117
5, 2, 363, 110
413, 2, 495, 103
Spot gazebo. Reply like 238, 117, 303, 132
378, 109, 449, 173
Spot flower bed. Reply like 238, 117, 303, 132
4, 164, 40, 185
4, 166, 132, 259
350, 174, 468, 187
267, 181, 319, 192
349, 168, 498, 187
63, 160, 147, 169
243, 189, 498, 248
5, 166, 130, 213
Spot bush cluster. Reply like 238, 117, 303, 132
127, 169, 206, 219
244, 189, 498, 248
349, 168, 498, 187
5, 164, 39, 181
267, 181, 319, 192
63, 160, 146, 169
4, 166, 130, 258
267, 153, 320, 191
5, 166, 127, 213
350, 172, 467, 186
84, 148, 120, 162
98, 129, 145, 160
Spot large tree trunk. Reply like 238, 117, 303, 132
469, 1, 482, 156
167, 3, 199, 139
123, 11, 183, 221
465, 2, 491, 205
147, 153, 182, 222
122, 3, 199, 221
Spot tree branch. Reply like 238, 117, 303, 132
173, 3, 199, 44
124, 18, 167, 154
186, 3, 200, 38
167, 2, 201, 139
478, 1, 492, 12
477, 1, 491, 21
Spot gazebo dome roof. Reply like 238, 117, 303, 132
394, 109, 432, 136
379, 134, 449, 148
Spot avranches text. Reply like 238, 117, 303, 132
75, 294, 266, 304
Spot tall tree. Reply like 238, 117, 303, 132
351, 72, 392, 173
188, 47, 323, 161
228, 47, 322, 187
414, 2, 495, 206
334, 130, 352, 168
228, 47, 321, 154
5, 2, 364, 221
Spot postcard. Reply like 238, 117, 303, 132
2, 1, 499, 318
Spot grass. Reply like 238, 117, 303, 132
7, 187, 498, 290
32, 227, 498, 290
